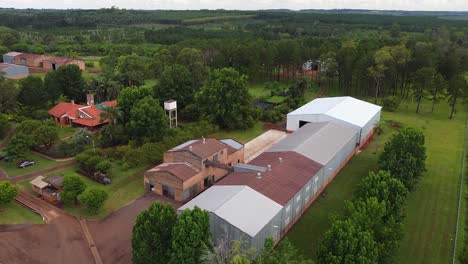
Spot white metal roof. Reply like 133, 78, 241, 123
4, 52, 22, 57
220, 139, 243, 150
268, 122, 357, 165
179, 185, 282, 237
171, 140, 198, 150
288, 96, 382, 128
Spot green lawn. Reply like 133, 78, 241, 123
19, 162, 147, 219
287, 100, 466, 264
0, 202, 43, 225
248, 84, 271, 99
57, 126, 76, 139
0, 152, 65, 178
209, 121, 266, 144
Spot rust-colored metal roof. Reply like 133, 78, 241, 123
147, 162, 200, 181
217, 151, 323, 205
176, 138, 228, 159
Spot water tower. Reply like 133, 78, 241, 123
164, 99, 178, 128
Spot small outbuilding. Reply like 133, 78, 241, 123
286, 96, 382, 146
30, 175, 64, 204
0, 63, 29, 79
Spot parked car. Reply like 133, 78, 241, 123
4, 154, 17, 161
17, 160, 35, 168
0, 154, 5, 160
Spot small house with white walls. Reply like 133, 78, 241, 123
286, 96, 381, 146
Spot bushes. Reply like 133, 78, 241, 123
78, 186, 108, 213
76, 149, 112, 176
382, 96, 401, 112
0, 181, 18, 206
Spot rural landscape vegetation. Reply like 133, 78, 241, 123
0, 6, 467, 264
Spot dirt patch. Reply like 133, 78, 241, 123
0, 216, 94, 264
88, 193, 181, 264
263, 121, 286, 131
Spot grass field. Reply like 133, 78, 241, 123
286, 100, 466, 264
209, 121, 266, 144
19, 162, 147, 219
57, 126, 76, 139
0, 152, 66, 178
0, 202, 43, 225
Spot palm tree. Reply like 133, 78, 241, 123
100, 106, 122, 126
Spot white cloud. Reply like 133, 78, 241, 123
1, 0, 467, 11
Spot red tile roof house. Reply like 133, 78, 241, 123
48, 96, 116, 130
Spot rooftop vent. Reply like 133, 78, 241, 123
189, 146, 193, 151
256, 172, 262, 180
278, 157, 283, 163
267, 165, 272, 171
202, 136, 206, 144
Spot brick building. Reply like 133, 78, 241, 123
144, 138, 244, 202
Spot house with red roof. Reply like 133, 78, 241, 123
48, 95, 116, 130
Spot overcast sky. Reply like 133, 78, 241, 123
0, 0, 467, 11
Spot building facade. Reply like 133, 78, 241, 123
144, 138, 244, 202
2, 52, 86, 71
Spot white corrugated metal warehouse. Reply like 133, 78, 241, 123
179, 97, 381, 253
286, 96, 382, 145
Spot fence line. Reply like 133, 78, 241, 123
452, 118, 468, 264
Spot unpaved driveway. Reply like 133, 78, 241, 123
88, 193, 181, 264
0, 216, 94, 264
244, 129, 287, 162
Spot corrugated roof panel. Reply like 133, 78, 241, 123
220, 139, 243, 150
178, 185, 282, 237
179, 185, 245, 212
268, 122, 357, 165
172, 140, 198, 150
214, 186, 282, 237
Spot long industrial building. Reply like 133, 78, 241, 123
179, 96, 381, 251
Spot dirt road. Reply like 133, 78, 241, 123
0, 216, 94, 264
88, 193, 181, 264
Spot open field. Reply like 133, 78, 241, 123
287, 99, 466, 264
0, 152, 66, 178
19, 162, 147, 219
0, 202, 43, 225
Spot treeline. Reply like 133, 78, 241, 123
318, 127, 427, 263
0, 8, 255, 29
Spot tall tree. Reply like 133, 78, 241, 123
115, 54, 149, 87
55, 64, 86, 102
413, 67, 435, 113
318, 218, 379, 264
170, 207, 212, 264
117, 86, 153, 122
132, 202, 177, 264
77, 186, 108, 214
0, 76, 19, 114
447, 74, 467, 119
18, 76, 47, 109
155, 64, 195, 108
177, 48, 208, 88
128, 96, 168, 143
429, 73, 446, 113
196, 68, 255, 130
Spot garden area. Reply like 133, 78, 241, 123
286, 99, 466, 264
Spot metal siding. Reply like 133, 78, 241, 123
1, 65, 28, 78
360, 110, 381, 144
3, 55, 14, 64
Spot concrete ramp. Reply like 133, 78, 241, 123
244, 130, 287, 163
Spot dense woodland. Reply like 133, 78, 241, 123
0, 8, 467, 264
